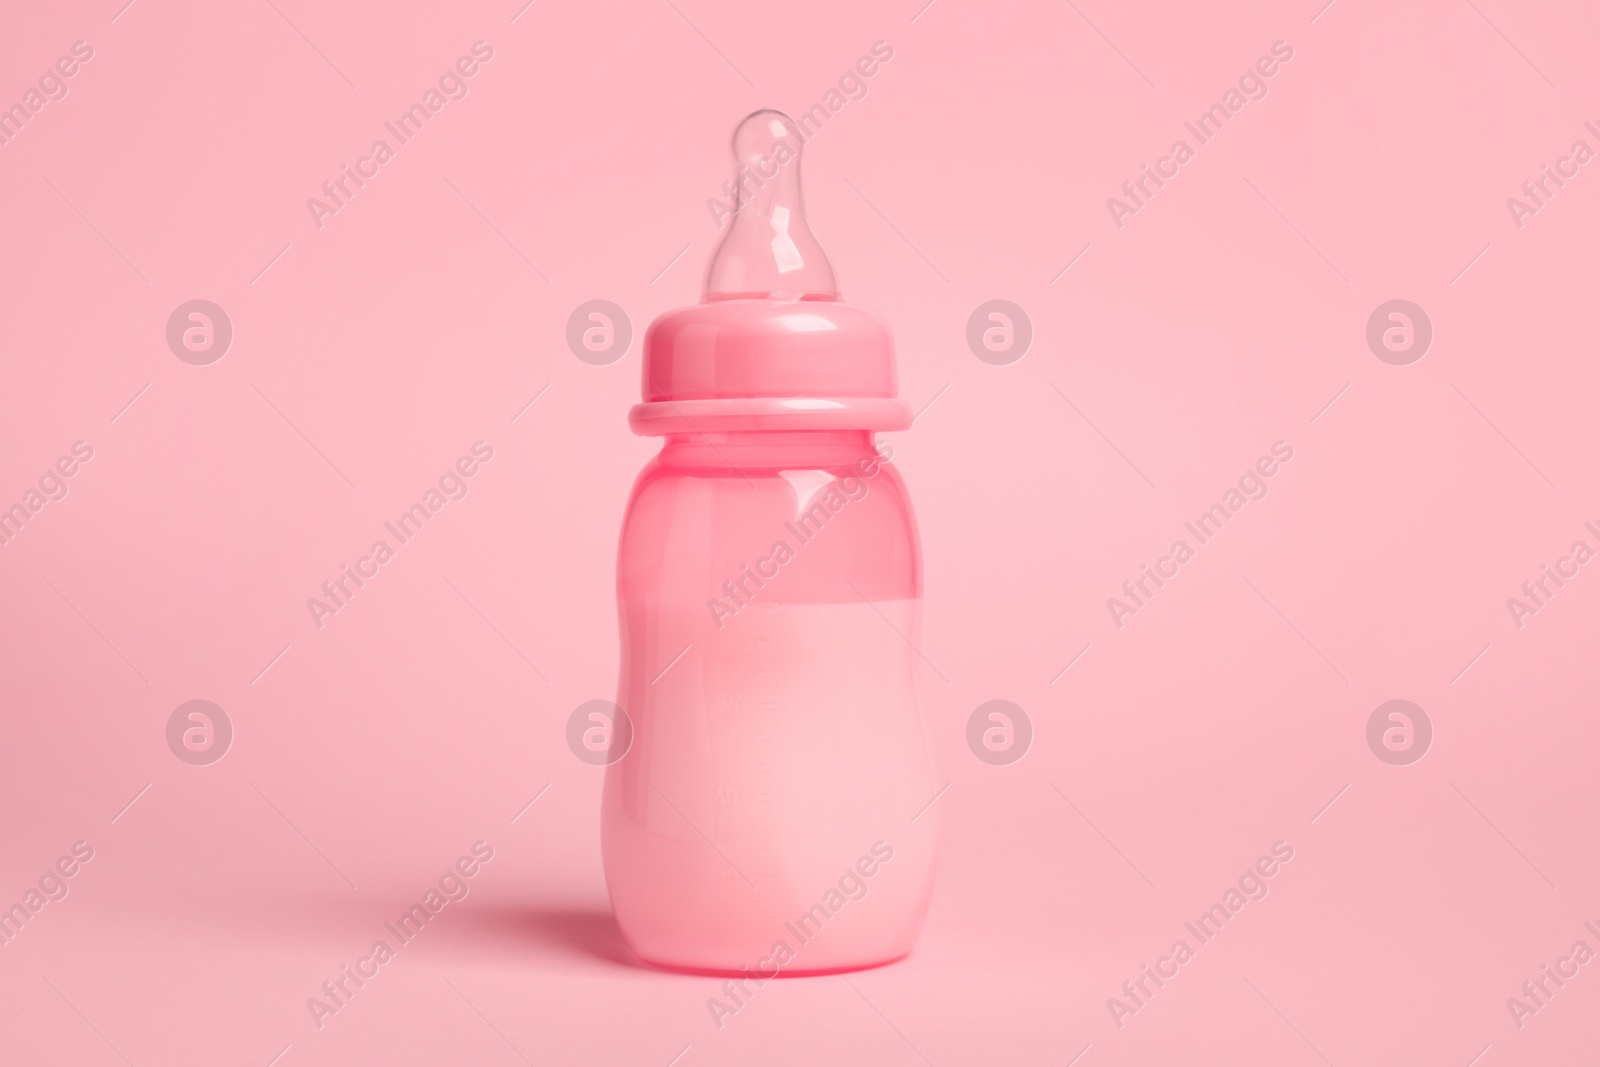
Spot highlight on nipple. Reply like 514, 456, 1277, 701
703, 109, 838, 302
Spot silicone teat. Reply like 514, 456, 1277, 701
704, 110, 838, 302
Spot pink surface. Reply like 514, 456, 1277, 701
1, 0, 1598, 1064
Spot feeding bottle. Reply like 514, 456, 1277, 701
601, 110, 938, 975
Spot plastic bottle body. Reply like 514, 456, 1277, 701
602, 430, 938, 974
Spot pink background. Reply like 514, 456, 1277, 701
3, 0, 1598, 1063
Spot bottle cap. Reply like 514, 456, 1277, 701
631, 110, 909, 436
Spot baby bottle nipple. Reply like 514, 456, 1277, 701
704, 110, 838, 301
